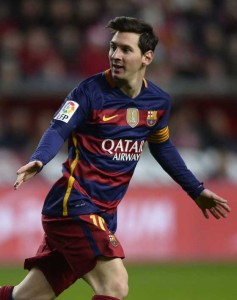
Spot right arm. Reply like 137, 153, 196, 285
14, 127, 65, 189
14, 84, 91, 189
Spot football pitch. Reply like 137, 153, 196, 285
1, 262, 236, 300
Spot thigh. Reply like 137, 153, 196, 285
83, 257, 128, 298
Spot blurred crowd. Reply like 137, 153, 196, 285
0, 0, 236, 85
0, 0, 237, 184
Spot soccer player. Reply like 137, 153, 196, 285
0, 16, 231, 300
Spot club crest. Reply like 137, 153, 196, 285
108, 234, 119, 247
126, 108, 139, 128
147, 110, 158, 127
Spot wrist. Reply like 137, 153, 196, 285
188, 183, 205, 200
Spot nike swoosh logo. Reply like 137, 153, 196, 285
102, 114, 118, 122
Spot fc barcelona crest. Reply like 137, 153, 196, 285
126, 108, 139, 128
147, 110, 158, 127
108, 234, 119, 247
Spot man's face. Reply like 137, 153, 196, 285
109, 31, 146, 82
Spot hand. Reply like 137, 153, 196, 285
14, 160, 43, 190
194, 188, 231, 219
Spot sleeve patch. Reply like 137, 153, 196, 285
54, 101, 79, 123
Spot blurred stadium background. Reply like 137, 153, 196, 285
0, 0, 237, 299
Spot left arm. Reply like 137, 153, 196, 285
149, 138, 204, 199
148, 138, 231, 219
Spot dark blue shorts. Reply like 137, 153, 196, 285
24, 214, 125, 296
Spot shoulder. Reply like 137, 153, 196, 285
145, 79, 170, 100
77, 72, 107, 93
67, 72, 107, 101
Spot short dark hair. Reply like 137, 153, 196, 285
106, 16, 159, 54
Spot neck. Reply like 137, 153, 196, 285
115, 75, 144, 98
120, 84, 142, 98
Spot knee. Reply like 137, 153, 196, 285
114, 278, 129, 299
111, 277, 129, 299
100, 275, 129, 299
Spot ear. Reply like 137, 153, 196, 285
142, 50, 154, 66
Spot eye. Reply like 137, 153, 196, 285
122, 47, 132, 54
110, 43, 116, 51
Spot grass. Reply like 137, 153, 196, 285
1, 262, 237, 299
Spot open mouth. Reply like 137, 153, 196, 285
112, 64, 124, 72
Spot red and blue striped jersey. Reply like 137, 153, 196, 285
34, 69, 171, 231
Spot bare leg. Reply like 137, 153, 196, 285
83, 257, 129, 300
12, 268, 56, 300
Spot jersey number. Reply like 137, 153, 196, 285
90, 214, 106, 231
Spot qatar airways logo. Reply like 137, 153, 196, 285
101, 139, 145, 161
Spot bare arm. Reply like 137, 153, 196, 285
194, 189, 231, 219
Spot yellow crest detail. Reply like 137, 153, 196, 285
126, 108, 139, 128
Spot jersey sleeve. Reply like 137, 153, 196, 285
30, 127, 65, 165
148, 138, 204, 199
148, 96, 171, 144
30, 83, 92, 165
147, 98, 204, 199
50, 84, 91, 139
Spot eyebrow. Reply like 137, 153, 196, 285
110, 41, 133, 50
